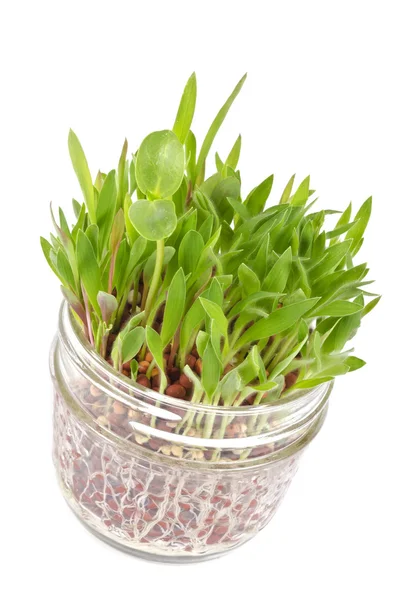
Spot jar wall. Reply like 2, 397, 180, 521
53, 387, 302, 561
51, 303, 331, 561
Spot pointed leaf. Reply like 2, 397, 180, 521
122, 327, 145, 364
195, 74, 246, 183
237, 298, 320, 349
68, 130, 96, 223
173, 73, 197, 144
161, 268, 186, 347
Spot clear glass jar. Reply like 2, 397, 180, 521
50, 302, 332, 562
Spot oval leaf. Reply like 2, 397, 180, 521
128, 199, 177, 241
135, 130, 184, 198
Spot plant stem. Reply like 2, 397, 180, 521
143, 239, 164, 324
262, 335, 281, 369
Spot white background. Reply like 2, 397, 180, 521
1, 1, 407, 599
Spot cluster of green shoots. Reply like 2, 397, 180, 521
41, 73, 379, 407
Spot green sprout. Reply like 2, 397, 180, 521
41, 73, 380, 406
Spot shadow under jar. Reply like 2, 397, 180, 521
51, 302, 332, 563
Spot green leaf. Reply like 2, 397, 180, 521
199, 298, 228, 339
345, 197, 372, 254
291, 377, 333, 390
244, 175, 273, 216
201, 341, 221, 399
68, 130, 96, 223
237, 347, 260, 385
76, 230, 102, 314
110, 209, 125, 253
123, 236, 147, 285
227, 197, 250, 221
130, 360, 138, 380
40, 237, 60, 279
161, 268, 186, 347
56, 249, 75, 290
195, 74, 246, 184
122, 327, 145, 364
228, 291, 279, 320
117, 139, 128, 207
128, 199, 177, 241
291, 176, 310, 206
269, 328, 309, 379
238, 263, 261, 296
362, 295, 381, 317
236, 298, 319, 349
322, 310, 361, 354
97, 291, 118, 324
178, 230, 204, 276
279, 174, 295, 204
344, 356, 366, 372
326, 221, 356, 240
211, 176, 240, 223
135, 130, 184, 199
185, 130, 196, 181
96, 170, 117, 248
173, 73, 197, 144
311, 300, 363, 317
61, 286, 86, 324
225, 134, 241, 170
72, 199, 82, 218
198, 215, 214, 243
196, 330, 210, 357
85, 223, 99, 258
264, 247, 292, 293
309, 240, 352, 280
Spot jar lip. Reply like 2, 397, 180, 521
58, 301, 332, 416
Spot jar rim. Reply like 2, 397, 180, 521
57, 301, 332, 419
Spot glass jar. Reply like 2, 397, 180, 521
50, 302, 332, 562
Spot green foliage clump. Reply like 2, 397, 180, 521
41, 73, 379, 406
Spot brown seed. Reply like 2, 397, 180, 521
179, 373, 193, 389
152, 386, 160, 392
137, 375, 151, 389
108, 333, 117, 346
166, 384, 186, 399
186, 354, 196, 369
151, 367, 159, 377
138, 361, 150, 374
168, 367, 180, 382
108, 412, 125, 427
151, 374, 161, 388
195, 358, 203, 375
122, 360, 132, 371
191, 348, 199, 358
113, 401, 127, 415
145, 352, 153, 362
284, 371, 298, 390
170, 445, 183, 458
90, 385, 101, 397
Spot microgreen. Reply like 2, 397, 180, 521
42, 73, 379, 409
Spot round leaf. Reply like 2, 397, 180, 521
128, 199, 177, 241
135, 130, 184, 198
